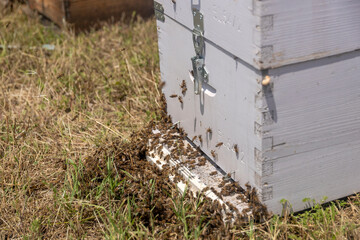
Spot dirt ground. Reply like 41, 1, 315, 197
1, 4, 360, 240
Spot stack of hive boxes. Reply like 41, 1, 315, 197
154, 0, 360, 214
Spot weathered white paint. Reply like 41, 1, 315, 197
157, 15, 262, 192
156, 0, 360, 69
262, 51, 360, 213
155, 2, 360, 214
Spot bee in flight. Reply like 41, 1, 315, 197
216, 142, 223, 148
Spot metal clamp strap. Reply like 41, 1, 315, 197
191, 8, 209, 95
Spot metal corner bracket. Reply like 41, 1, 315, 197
154, 1, 165, 22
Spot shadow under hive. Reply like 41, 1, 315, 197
154, 0, 360, 214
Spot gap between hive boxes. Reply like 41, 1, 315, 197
146, 125, 251, 220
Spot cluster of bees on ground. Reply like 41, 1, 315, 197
146, 81, 269, 223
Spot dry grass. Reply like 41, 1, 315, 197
1, 4, 360, 240
0, 5, 161, 239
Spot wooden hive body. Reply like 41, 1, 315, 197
28, 0, 154, 29
155, 0, 360, 214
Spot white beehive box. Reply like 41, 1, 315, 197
154, 0, 360, 214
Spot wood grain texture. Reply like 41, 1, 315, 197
157, 16, 263, 192
66, 0, 154, 29
157, 0, 258, 69
255, 0, 360, 69
28, 0, 153, 29
157, 0, 360, 69
28, 0, 65, 26
261, 51, 360, 214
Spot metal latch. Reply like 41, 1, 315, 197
192, 9, 208, 95
192, 57, 209, 95
154, 2, 165, 22
192, 9, 204, 56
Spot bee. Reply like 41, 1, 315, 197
209, 171, 218, 176
191, 135, 198, 142
202, 187, 210, 193
216, 142, 223, 148
186, 144, 192, 151
188, 160, 196, 165
159, 81, 166, 89
180, 80, 186, 88
182, 87, 188, 96
198, 135, 203, 144
211, 150, 216, 158
242, 208, 251, 214
228, 203, 236, 212
156, 160, 162, 165
180, 80, 187, 95
173, 175, 180, 184
197, 158, 206, 166
178, 96, 183, 104
206, 127, 212, 134
233, 144, 239, 154
153, 133, 161, 138
237, 194, 247, 202
170, 94, 178, 98
178, 127, 185, 136
164, 155, 171, 162
152, 138, 160, 146
167, 141, 173, 148
218, 181, 225, 188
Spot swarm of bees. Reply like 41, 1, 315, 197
220, 182, 238, 197
145, 90, 269, 225
124, 88, 269, 234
